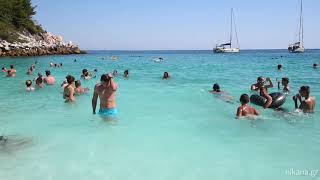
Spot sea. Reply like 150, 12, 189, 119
0, 50, 319, 180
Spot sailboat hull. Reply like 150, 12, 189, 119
214, 47, 240, 53
288, 46, 305, 53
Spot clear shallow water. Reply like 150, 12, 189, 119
0, 50, 319, 180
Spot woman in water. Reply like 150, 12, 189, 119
63, 75, 76, 103
35, 73, 44, 88
251, 77, 274, 109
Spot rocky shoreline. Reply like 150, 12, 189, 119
0, 32, 85, 57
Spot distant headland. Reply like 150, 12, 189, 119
0, 0, 85, 57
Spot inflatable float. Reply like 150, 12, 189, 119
250, 92, 286, 108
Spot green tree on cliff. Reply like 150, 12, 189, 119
0, 0, 44, 42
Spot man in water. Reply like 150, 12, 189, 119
81, 69, 92, 80
162, 72, 170, 79
293, 86, 316, 113
2, 67, 7, 72
277, 64, 282, 70
278, 77, 290, 93
44, 70, 56, 85
313, 63, 318, 69
236, 94, 259, 118
92, 74, 118, 118
251, 77, 274, 108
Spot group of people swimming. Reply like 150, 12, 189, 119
209, 64, 316, 119
2, 59, 317, 121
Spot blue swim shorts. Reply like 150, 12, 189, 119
99, 108, 118, 117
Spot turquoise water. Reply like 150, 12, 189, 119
0, 50, 319, 180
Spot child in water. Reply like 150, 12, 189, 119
75, 80, 89, 95
25, 80, 35, 92
278, 77, 290, 93
251, 77, 274, 108
236, 94, 259, 118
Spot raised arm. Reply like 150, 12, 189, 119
265, 78, 274, 88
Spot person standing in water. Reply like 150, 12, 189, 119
44, 70, 56, 85
293, 86, 316, 113
63, 75, 76, 103
92, 74, 118, 118
236, 94, 259, 118
251, 77, 274, 109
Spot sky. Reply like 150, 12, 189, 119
32, 0, 320, 50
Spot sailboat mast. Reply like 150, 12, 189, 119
230, 8, 233, 48
300, 0, 304, 46
299, 0, 303, 44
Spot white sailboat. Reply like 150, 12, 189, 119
288, 0, 305, 53
214, 8, 240, 53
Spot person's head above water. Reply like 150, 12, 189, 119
240, 94, 250, 105
213, 83, 221, 92
25, 80, 32, 87
313, 63, 318, 68
45, 70, 51, 76
163, 72, 169, 79
82, 69, 89, 76
124, 70, 129, 77
94, 69, 98, 72
277, 64, 282, 70
10, 64, 14, 69
66, 75, 75, 84
282, 77, 289, 86
299, 86, 310, 97
100, 74, 112, 83
75, 80, 81, 88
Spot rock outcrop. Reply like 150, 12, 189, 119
0, 32, 85, 57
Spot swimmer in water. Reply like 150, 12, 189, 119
8, 65, 16, 77
63, 75, 76, 103
293, 86, 316, 113
49, 62, 54, 67
236, 94, 259, 118
251, 77, 274, 109
278, 77, 290, 93
81, 69, 92, 80
25, 80, 35, 92
44, 70, 56, 85
35, 73, 44, 88
209, 83, 233, 103
92, 74, 118, 119
113, 70, 118, 76
163, 72, 170, 79
313, 63, 318, 69
277, 64, 282, 70
27, 67, 33, 75
2, 67, 7, 72
124, 70, 129, 78
75, 80, 89, 95
31, 64, 36, 70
